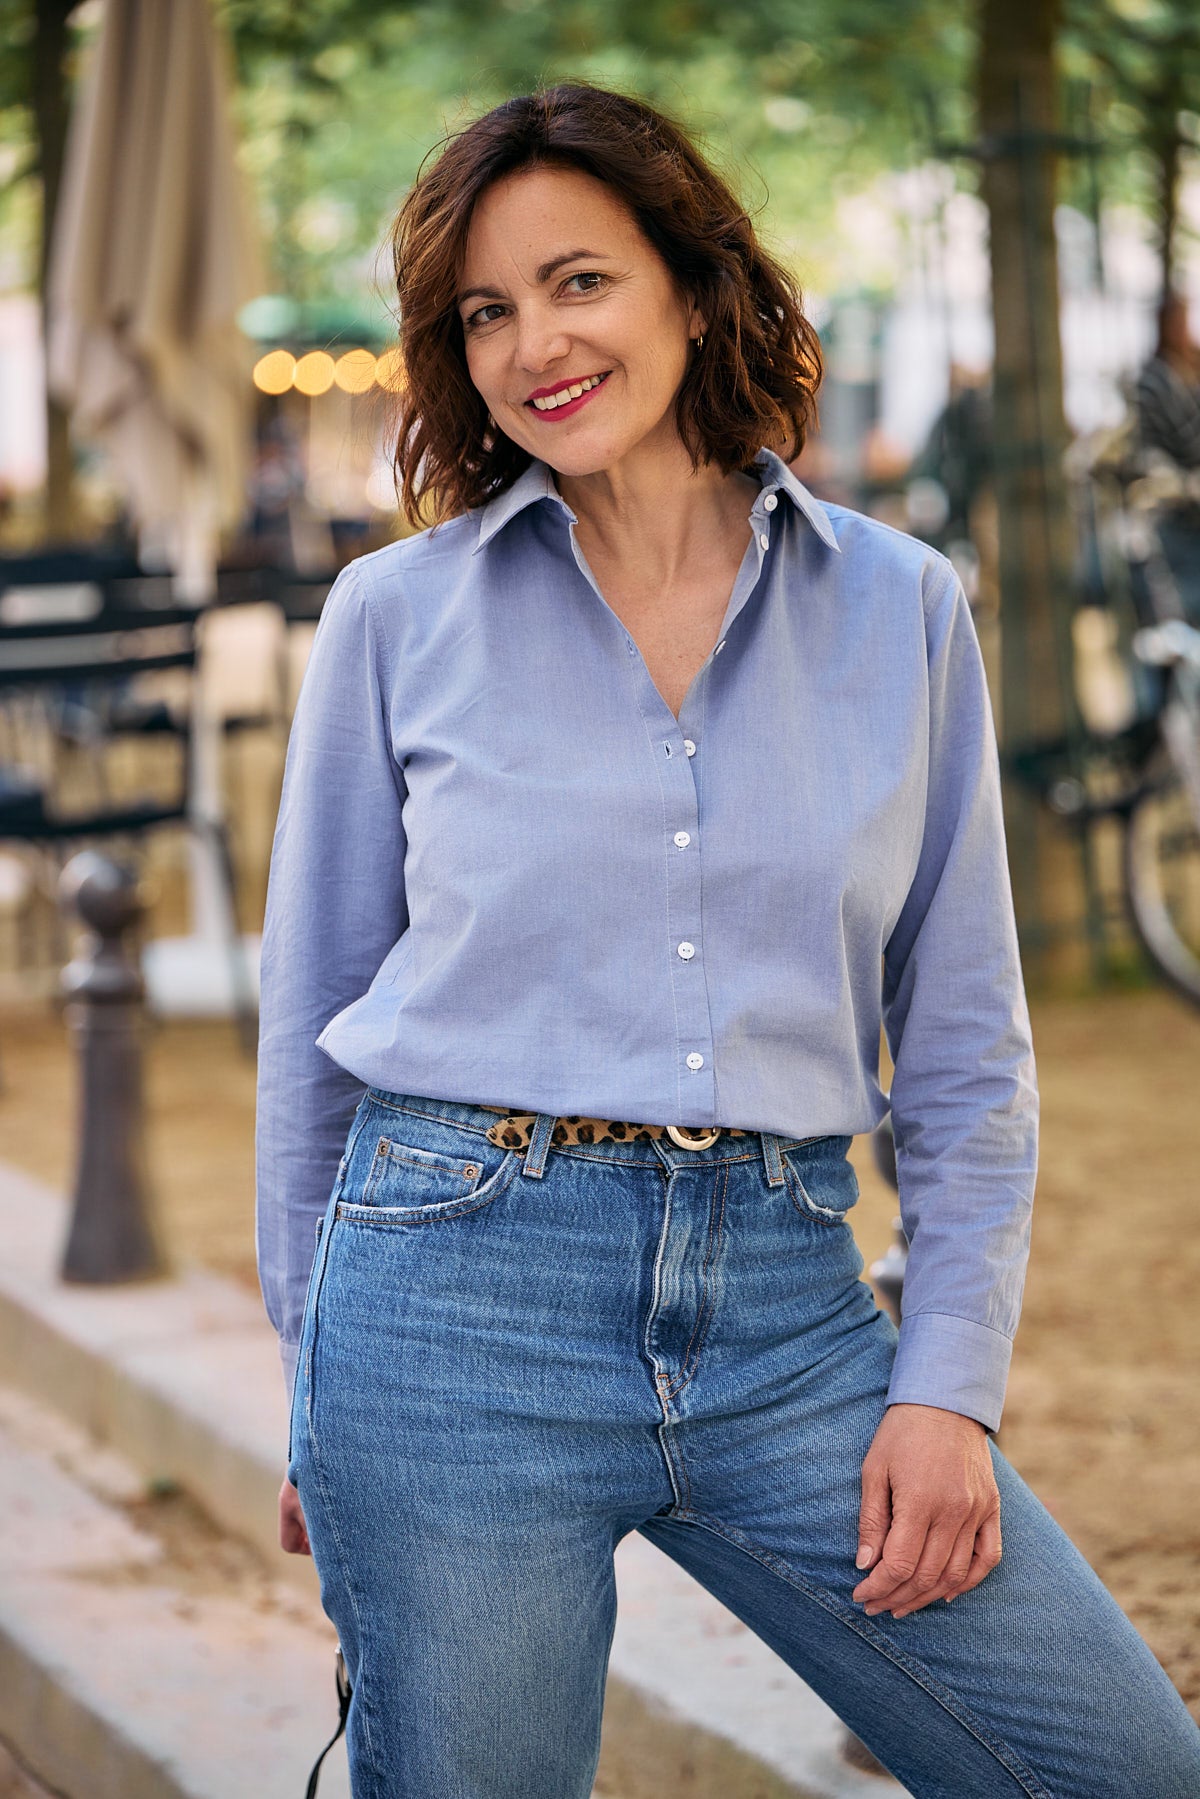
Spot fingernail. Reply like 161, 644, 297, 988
855, 1545, 874, 1569
864, 1605, 882, 1616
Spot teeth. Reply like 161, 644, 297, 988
531, 372, 606, 410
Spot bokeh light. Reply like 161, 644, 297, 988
365, 462, 398, 510
293, 350, 336, 396
374, 347, 407, 393
252, 349, 296, 395
334, 348, 377, 394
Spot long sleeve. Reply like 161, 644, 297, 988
881, 565, 1039, 1433
255, 562, 409, 1405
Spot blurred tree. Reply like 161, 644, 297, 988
977, 0, 1096, 979
213, 0, 976, 306
1064, 0, 1200, 299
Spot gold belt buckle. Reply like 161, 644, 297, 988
665, 1124, 722, 1150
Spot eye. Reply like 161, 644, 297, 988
563, 271, 608, 296
464, 302, 505, 332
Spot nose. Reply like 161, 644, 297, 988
512, 302, 573, 375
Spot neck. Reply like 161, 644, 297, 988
552, 435, 759, 585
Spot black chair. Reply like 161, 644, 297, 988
0, 586, 257, 1055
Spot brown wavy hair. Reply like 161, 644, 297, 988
386, 80, 823, 531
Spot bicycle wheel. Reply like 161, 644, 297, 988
1125, 752, 1200, 1008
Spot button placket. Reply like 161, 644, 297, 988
656, 712, 716, 1115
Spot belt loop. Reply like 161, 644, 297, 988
521, 1111, 558, 1180
761, 1132, 786, 1187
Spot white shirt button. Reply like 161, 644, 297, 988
758, 532, 770, 550
673, 830, 691, 848
677, 941, 695, 960
763, 492, 778, 511
683, 738, 696, 756
714, 639, 725, 654
686, 1052, 704, 1070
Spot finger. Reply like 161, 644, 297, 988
279, 1483, 313, 1556
890, 1518, 978, 1617
282, 1515, 312, 1555
853, 1506, 930, 1606
861, 1516, 962, 1614
937, 1516, 979, 1599
855, 1455, 893, 1577
946, 1508, 1002, 1599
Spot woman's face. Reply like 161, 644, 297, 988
456, 163, 705, 479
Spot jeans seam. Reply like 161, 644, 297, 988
304, 1099, 376, 1456
662, 1160, 728, 1399
660, 1508, 1055, 1799
309, 1440, 382, 1791
657, 1418, 692, 1512
364, 1092, 497, 1141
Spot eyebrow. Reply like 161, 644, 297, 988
456, 249, 612, 310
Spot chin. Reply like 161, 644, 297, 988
538, 439, 624, 477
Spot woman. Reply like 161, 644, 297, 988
256, 81, 1200, 1797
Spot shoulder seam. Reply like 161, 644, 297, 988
820, 502, 957, 580
331, 562, 406, 803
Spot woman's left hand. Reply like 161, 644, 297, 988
852, 1402, 1001, 1619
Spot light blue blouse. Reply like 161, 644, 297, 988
255, 446, 1038, 1430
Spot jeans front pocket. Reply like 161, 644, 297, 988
336, 1096, 520, 1225
782, 1136, 860, 1226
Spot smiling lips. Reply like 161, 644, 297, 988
525, 370, 611, 418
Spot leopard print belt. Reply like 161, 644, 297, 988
479, 1105, 750, 1151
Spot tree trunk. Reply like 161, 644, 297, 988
978, 0, 1096, 988
1152, 93, 1183, 296
32, 0, 77, 540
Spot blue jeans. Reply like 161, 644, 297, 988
287, 1090, 1200, 1798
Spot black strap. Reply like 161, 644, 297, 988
305, 1645, 352, 1799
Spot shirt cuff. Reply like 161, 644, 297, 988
885, 1311, 1013, 1434
281, 1338, 300, 1411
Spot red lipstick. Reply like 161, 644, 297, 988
525, 370, 611, 421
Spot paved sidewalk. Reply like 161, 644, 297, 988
0, 1159, 897, 1799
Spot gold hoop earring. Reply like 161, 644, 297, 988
694, 333, 705, 350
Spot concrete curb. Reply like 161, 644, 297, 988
0, 1162, 896, 1798
0, 1386, 350, 1799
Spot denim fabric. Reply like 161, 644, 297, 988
255, 447, 1039, 1431
287, 1090, 1200, 1799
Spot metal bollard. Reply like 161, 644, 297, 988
57, 851, 168, 1283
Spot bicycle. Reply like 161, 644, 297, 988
1006, 452, 1200, 1010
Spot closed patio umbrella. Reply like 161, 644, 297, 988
45, 0, 266, 1021
46, 0, 262, 600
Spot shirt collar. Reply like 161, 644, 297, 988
471, 446, 839, 555
748, 447, 840, 552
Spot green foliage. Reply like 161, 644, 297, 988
216, 0, 978, 310
1060, 0, 1200, 228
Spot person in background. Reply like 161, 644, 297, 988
1133, 287, 1200, 624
